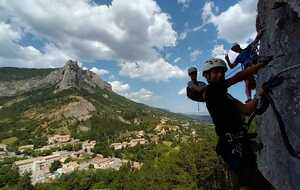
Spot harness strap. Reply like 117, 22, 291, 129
220, 131, 256, 143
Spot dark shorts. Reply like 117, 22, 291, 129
216, 140, 270, 188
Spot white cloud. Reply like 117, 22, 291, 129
165, 52, 172, 60
177, 0, 192, 9
211, 44, 227, 59
110, 81, 130, 94
109, 80, 154, 103
179, 32, 187, 40
174, 57, 182, 63
201, 1, 216, 24
108, 75, 115, 80
0, 0, 177, 68
211, 44, 239, 67
90, 67, 109, 76
201, 0, 257, 44
0, 22, 71, 68
178, 87, 186, 96
125, 88, 154, 102
119, 58, 185, 81
190, 49, 202, 62
192, 25, 203, 32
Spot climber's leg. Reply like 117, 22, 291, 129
245, 79, 252, 101
252, 169, 273, 190
237, 166, 253, 190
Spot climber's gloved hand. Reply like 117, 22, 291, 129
256, 75, 285, 115
255, 94, 270, 115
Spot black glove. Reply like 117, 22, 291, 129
256, 95, 270, 115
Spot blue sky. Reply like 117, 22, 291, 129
0, 0, 258, 114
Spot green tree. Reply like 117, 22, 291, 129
16, 172, 34, 190
0, 165, 19, 187
92, 141, 112, 157
32, 136, 48, 148
88, 164, 94, 169
49, 160, 62, 173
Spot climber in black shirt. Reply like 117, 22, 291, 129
199, 58, 272, 190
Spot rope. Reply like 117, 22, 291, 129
244, 63, 300, 159
267, 94, 300, 159
275, 64, 300, 76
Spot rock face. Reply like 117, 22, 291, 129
256, 1, 300, 189
0, 60, 112, 97
57, 60, 83, 91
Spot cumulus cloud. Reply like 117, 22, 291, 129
190, 49, 202, 62
119, 58, 185, 81
109, 80, 154, 103
201, 0, 257, 44
110, 81, 130, 94
211, 44, 239, 67
0, 22, 72, 68
125, 88, 154, 102
0, 0, 178, 74
211, 44, 227, 59
90, 67, 109, 76
177, 0, 192, 9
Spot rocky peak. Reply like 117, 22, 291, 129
57, 60, 83, 91
0, 60, 112, 97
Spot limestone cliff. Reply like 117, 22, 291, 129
0, 60, 112, 97
256, 1, 300, 189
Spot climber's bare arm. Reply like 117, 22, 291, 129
225, 54, 238, 69
191, 84, 207, 93
226, 62, 269, 88
234, 85, 270, 115
234, 99, 258, 115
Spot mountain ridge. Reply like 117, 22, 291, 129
0, 61, 196, 148
0, 60, 112, 98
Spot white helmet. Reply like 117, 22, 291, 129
202, 58, 227, 76
188, 66, 197, 75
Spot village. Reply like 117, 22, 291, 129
0, 134, 142, 184
0, 118, 194, 185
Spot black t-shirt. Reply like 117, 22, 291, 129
205, 80, 245, 137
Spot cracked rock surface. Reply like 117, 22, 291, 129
256, 1, 300, 189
